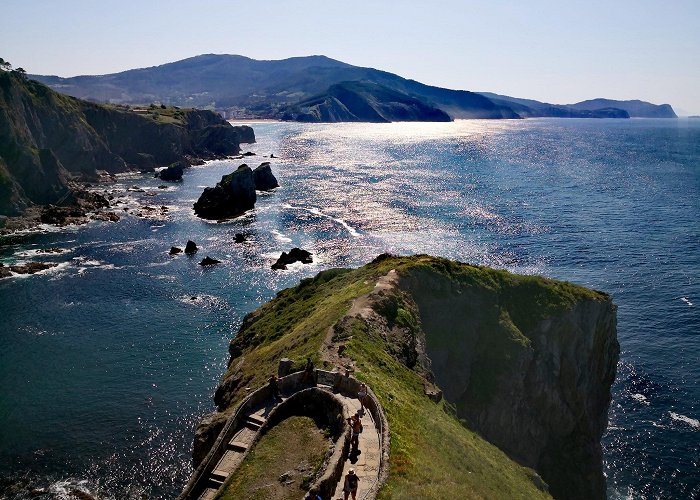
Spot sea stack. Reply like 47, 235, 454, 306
193, 165, 256, 220
252, 162, 279, 191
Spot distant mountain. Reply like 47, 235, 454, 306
279, 81, 451, 123
29, 54, 517, 121
30, 54, 676, 122
478, 92, 630, 119
567, 99, 677, 118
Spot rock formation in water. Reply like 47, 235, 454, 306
193, 162, 279, 220
271, 248, 313, 270
252, 162, 279, 190
157, 161, 187, 181
0, 70, 255, 216
184, 240, 198, 255
193, 165, 257, 220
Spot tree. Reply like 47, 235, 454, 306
0, 58, 12, 71
13, 67, 27, 79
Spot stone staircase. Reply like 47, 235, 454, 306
180, 368, 388, 500
196, 404, 283, 499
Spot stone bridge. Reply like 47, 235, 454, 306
179, 366, 389, 500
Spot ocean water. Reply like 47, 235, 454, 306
0, 119, 698, 499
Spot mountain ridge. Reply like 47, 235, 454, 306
30, 54, 675, 122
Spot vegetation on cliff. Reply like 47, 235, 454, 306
203, 254, 618, 499
0, 66, 254, 215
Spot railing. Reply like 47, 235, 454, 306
179, 368, 390, 500
178, 370, 306, 499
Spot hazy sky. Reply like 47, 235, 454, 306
2, 0, 699, 114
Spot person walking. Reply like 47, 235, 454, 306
357, 383, 368, 413
347, 413, 363, 450
342, 468, 360, 500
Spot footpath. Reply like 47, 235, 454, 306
181, 368, 386, 500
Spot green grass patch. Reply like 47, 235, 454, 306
215, 416, 329, 500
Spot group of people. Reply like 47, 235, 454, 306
273, 364, 370, 500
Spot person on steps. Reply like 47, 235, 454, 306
342, 468, 360, 500
302, 357, 315, 385
347, 413, 363, 450
269, 374, 281, 401
357, 383, 368, 414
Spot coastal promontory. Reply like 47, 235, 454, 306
0, 70, 254, 216
190, 254, 619, 499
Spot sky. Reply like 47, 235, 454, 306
2, 0, 699, 114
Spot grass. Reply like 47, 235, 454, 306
218, 254, 609, 497
215, 416, 329, 500
345, 317, 549, 499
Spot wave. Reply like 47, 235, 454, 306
271, 230, 292, 243
283, 204, 361, 237
669, 412, 699, 429
630, 393, 650, 405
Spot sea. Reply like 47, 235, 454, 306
0, 119, 698, 499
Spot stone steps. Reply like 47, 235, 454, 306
331, 397, 381, 500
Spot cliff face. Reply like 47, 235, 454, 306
0, 71, 254, 215
279, 81, 452, 123
398, 266, 619, 500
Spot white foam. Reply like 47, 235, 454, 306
669, 412, 699, 429
271, 230, 292, 243
284, 204, 361, 237
631, 393, 650, 405
680, 297, 693, 307
9, 261, 70, 279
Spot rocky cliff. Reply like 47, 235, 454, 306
195, 255, 618, 499
0, 70, 254, 215
397, 264, 619, 500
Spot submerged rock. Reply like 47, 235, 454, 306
0, 264, 11, 279
184, 240, 198, 255
271, 248, 313, 270
253, 162, 279, 191
193, 165, 256, 220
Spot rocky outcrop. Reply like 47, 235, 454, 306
184, 240, 198, 255
192, 255, 616, 500
271, 248, 313, 270
169, 246, 183, 255
157, 161, 187, 181
252, 162, 279, 191
199, 256, 221, 266
397, 266, 619, 500
7, 261, 57, 275
0, 71, 254, 215
193, 165, 256, 220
